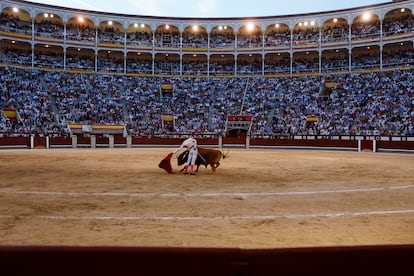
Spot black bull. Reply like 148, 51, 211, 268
177, 148, 228, 172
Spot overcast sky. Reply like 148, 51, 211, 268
26, 0, 391, 18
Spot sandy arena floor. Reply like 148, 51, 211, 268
0, 148, 413, 248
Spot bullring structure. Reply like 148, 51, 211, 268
0, 0, 413, 76
1, 1, 414, 275
0, 0, 413, 150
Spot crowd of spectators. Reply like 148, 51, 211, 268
98, 26, 124, 45
1, 2, 413, 140
126, 31, 153, 47
2, 9, 413, 75
0, 67, 59, 136
1, 66, 413, 137
34, 19, 64, 40
65, 23, 96, 43
0, 12, 31, 35
383, 11, 414, 36
182, 31, 208, 48
3, 46, 412, 75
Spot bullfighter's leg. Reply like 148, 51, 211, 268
190, 165, 196, 175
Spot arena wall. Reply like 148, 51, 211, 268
1, 244, 413, 276
1, 135, 413, 152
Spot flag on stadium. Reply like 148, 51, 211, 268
325, 82, 337, 89
2, 108, 18, 121
306, 115, 319, 123
160, 82, 174, 96
162, 113, 175, 131
162, 113, 174, 122
324, 81, 337, 95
